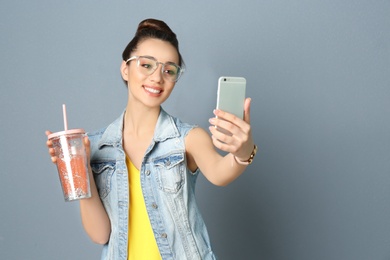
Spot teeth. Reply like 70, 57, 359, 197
145, 87, 161, 94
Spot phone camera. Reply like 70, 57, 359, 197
224, 78, 227, 81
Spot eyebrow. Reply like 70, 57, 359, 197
139, 55, 179, 65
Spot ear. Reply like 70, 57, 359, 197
120, 61, 129, 81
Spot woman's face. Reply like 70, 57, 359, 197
121, 38, 180, 109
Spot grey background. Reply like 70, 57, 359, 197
1, 1, 390, 260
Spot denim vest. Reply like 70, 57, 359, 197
88, 108, 217, 260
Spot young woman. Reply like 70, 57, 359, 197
46, 18, 256, 260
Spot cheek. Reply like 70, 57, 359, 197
165, 83, 176, 93
128, 66, 139, 79
128, 68, 144, 85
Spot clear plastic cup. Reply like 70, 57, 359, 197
48, 129, 91, 202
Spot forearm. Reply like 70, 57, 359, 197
205, 153, 248, 186
186, 127, 255, 186
79, 171, 111, 244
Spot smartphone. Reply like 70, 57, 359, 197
216, 76, 246, 118
216, 76, 246, 134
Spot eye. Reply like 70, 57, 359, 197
164, 64, 178, 76
138, 57, 155, 70
164, 69, 176, 76
140, 62, 153, 69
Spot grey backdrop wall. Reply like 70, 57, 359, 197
1, 1, 389, 260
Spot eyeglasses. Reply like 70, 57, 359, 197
126, 55, 184, 82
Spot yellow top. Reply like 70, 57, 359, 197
127, 157, 162, 260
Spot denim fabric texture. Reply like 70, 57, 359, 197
88, 108, 217, 260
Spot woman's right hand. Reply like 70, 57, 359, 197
45, 130, 91, 164
45, 131, 57, 164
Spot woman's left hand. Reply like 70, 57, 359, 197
208, 97, 255, 161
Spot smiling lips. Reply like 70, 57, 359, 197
144, 86, 162, 95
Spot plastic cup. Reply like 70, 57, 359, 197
48, 129, 91, 202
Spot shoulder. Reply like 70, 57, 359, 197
87, 127, 107, 145
175, 119, 197, 137
185, 127, 213, 151
163, 111, 197, 138
86, 111, 125, 152
160, 110, 210, 145
87, 127, 107, 139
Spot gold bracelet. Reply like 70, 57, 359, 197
234, 145, 258, 165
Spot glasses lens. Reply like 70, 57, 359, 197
137, 56, 157, 76
163, 63, 180, 82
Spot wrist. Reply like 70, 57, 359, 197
234, 145, 258, 165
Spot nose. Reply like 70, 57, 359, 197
148, 63, 163, 83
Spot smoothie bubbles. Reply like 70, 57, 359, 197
48, 104, 91, 202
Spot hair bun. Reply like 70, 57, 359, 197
136, 19, 174, 36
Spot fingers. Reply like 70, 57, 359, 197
208, 125, 238, 153
209, 120, 249, 153
45, 130, 58, 164
243, 98, 251, 123
45, 132, 92, 169
210, 110, 250, 138
208, 99, 254, 158
84, 135, 91, 161
47, 146, 57, 163
209, 128, 254, 160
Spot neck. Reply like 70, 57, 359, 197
123, 102, 160, 138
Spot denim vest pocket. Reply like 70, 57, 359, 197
153, 152, 185, 193
91, 161, 115, 199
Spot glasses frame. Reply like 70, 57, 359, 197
125, 55, 184, 82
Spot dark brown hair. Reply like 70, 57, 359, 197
122, 19, 184, 67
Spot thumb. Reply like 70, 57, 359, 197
84, 136, 91, 161
243, 97, 251, 124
